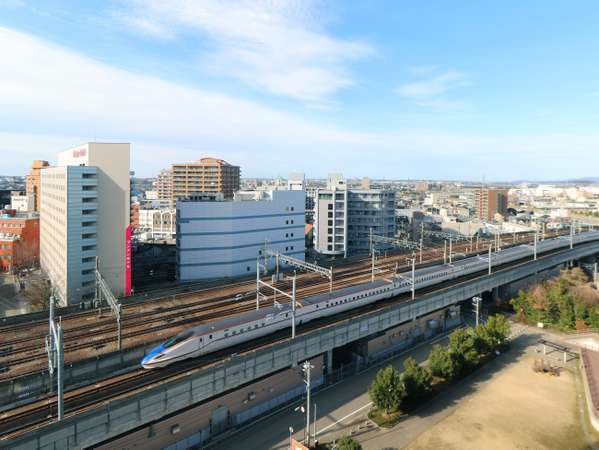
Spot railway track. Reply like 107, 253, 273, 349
0, 233, 553, 380
0, 238, 576, 441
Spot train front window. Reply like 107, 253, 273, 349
163, 331, 192, 348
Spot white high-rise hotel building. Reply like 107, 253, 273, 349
40, 143, 131, 305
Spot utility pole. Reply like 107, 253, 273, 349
419, 223, 424, 264
488, 245, 492, 275
570, 220, 575, 249
411, 257, 415, 299
329, 266, 333, 292
312, 403, 317, 445
476, 234, 479, 251
371, 250, 375, 282
472, 296, 482, 327
594, 262, 598, 290
443, 240, 447, 264
256, 258, 260, 310
533, 230, 538, 261
302, 361, 314, 447
449, 237, 453, 264
291, 275, 296, 339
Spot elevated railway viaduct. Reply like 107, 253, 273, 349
3, 238, 599, 450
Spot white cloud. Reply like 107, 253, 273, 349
395, 70, 471, 112
112, 0, 372, 104
0, 26, 598, 181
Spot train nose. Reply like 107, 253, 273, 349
141, 354, 154, 368
141, 344, 165, 369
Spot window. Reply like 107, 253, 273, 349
328, 220, 333, 226
327, 245, 332, 251
163, 330, 193, 348
328, 204, 333, 210
290, 207, 294, 211
290, 246, 294, 250
285, 220, 289, 224
328, 212, 333, 218
247, 266, 251, 271
285, 233, 289, 238
290, 233, 294, 237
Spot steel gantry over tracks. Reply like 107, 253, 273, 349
263, 249, 334, 292
95, 261, 123, 351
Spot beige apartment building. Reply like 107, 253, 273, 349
474, 187, 509, 221
152, 168, 173, 204
40, 143, 130, 305
25, 160, 50, 212
171, 157, 240, 203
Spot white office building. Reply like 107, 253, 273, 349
40, 143, 130, 305
177, 190, 305, 280
10, 192, 34, 212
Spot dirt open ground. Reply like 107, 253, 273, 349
406, 346, 595, 450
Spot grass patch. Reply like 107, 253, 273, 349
368, 408, 406, 428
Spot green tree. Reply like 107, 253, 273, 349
558, 295, 575, 330
368, 366, 404, 413
588, 308, 599, 329
400, 357, 433, 409
482, 314, 511, 350
448, 328, 480, 375
428, 344, 456, 380
575, 301, 589, 324
336, 436, 362, 450
510, 290, 531, 322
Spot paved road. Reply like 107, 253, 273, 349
0, 273, 24, 317
211, 323, 580, 450
211, 333, 452, 450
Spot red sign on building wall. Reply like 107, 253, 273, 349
125, 225, 132, 296
72, 147, 87, 158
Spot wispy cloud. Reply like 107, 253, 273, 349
395, 70, 471, 112
1, 26, 598, 181
111, 0, 372, 104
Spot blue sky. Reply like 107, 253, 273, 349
1, 0, 598, 180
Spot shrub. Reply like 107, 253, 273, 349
336, 436, 362, 450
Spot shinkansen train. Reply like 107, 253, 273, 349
141, 230, 599, 368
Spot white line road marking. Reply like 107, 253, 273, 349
316, 401, 373, 436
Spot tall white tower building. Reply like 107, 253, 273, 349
40, 143, 131, 305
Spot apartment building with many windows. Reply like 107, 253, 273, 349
474, 187, 509, 221
172, 157, 240, 203
314, 174, 395, 256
